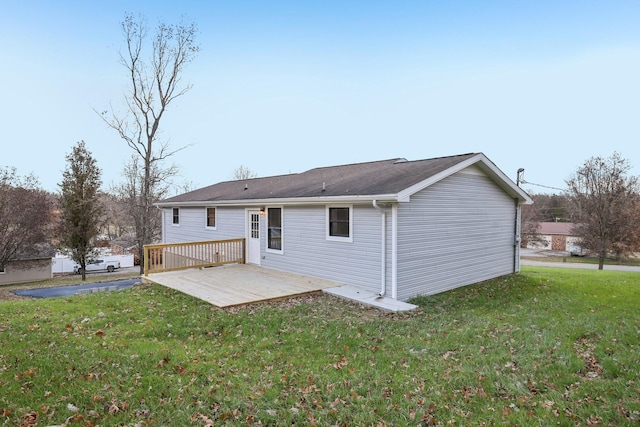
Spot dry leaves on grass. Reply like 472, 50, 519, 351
0, 289, 28, 301
573, 333, 603, 379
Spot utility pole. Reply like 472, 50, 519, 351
516, 168, 525, 186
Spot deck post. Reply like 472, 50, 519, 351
143, 245, 149, 276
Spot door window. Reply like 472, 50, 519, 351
251, 213, 259, 239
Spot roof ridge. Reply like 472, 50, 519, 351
399, 152, 479, 165
306, 158, 405, 172
226, 154, 480, 183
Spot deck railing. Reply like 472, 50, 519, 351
143, 238, 245, 275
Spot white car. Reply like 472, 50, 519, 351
73, 259, 121, 274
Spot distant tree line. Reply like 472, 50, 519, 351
0, 155, 257, 281
0, 168, 53, 272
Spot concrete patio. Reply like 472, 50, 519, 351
142, 264, 417, 312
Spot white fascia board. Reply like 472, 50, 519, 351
396, 153, 533, 204
155, 193, 400, 208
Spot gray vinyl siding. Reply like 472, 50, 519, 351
162, 207, 246, 243
262, 204, 385, 293
396, 171, 517, 301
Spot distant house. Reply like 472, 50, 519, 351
156, 153, 532, 301
0, 243, 55, 286
110, 234, 140, 265
526, 222, 580, 252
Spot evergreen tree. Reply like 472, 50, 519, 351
58, 141, 103, 281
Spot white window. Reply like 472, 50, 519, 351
172, 207, 180, 225
267, 207, 283, 252
326, 205, 353, 242
205, 207, 217, 229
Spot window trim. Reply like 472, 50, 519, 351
205, 207, 217, 230
266, 206, 284, 254
172, 207, 180, 226
326, 205, 353, 243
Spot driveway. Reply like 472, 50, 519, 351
13, 278, 141, 298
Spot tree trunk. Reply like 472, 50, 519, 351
598, 241, 605, 270
598, 252, 605, 270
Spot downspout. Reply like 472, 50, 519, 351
514, 168, 524, 274
513, 198, 519, 273
372, 200, 386, 297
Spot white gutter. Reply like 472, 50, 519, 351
372, 200, 386, 297
155, 194, 399, 208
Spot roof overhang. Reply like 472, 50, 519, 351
155, 193, 401, 208
155, 153, 533, 208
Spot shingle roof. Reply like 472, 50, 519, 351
14, 243, 55, 261
538, 222, 575, 235
158, 153, 529, 205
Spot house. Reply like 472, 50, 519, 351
526, 222, 581, 253
0, 243, 55, 286
110, 234, 141, 265
156, 153, 532, 301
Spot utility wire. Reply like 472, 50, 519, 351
520, 179, 565, 192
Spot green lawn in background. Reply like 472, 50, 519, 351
0, 266, 638, 426
521, 253, 640, 266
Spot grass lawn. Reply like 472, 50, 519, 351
0, 267, 638, 426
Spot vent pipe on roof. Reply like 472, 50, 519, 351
394, 158, 408, 164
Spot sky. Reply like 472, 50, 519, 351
1, 1, 639, 195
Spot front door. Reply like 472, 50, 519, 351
246, 210, 261, 265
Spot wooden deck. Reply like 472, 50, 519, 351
142, 264, 341, 307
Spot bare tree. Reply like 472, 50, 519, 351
58, 141, 104, 281
0, 168, 53, 271
530, 193, 570, 222
113, 155, 178, 273
233, 165, 257, 180
566, 152, 640, 269
520, 196, 546, 249
99, 193, 133, 239
99, 13, 199, 272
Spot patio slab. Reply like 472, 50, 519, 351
323, 285, 418, 312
